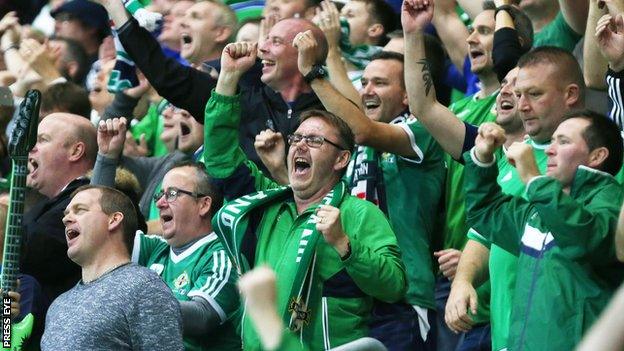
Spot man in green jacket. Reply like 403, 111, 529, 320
204, 35, 407, 351
465, 110, 624, 350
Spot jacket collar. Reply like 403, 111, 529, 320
262, 85, 322, 112
569, 165, 617, 197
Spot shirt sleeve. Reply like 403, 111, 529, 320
131, 232, 168, 266
117, 18, 215, 122
339, 199, 407, 303
463, 148, 532, 255
91, 154, 118, 187
606, 68, 624, 130
533, 12, 582, 51
396, 119, 432, 164
460, 121, 479, 162
493, 27, 524, 82
466, 228, 492, 249
187, 248, 239, 323
128, 273, 185, 350
525, 174, 623, 263
204, 91, 280, 201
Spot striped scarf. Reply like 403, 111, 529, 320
345, 146, 388, 215
213, 181, 347, 331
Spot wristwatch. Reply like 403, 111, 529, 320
304, 65, 327, 84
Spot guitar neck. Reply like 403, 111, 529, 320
1, 158, 28, 292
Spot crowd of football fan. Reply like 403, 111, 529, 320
1, 0, 624, 349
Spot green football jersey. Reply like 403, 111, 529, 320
132, 233, 241, 351
382, 117, 445, 309
344, 115, 445, 309
533, 12, 582, 52
130, 101, 169, 158
467, 140, 548, 351
443, 92, 498, 251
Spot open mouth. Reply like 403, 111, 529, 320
161, 214, 173, 224
66, 228, 80, 241
363, 99, 380, 112
181, 33, 192, 45
500, 100, 514, 111
470, 49, 484, 60
262, 59, 276, 67
28, 158, 39, 175
180, 122, 191, 137
261, 60, 276, 73
293, 157, 310, 175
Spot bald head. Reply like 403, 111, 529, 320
28, 113, 97, 198
281, 18, 328, 63
260, 18, 328, 90
47, 113, 98, 165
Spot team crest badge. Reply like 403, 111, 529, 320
381, 152, 394, 163
288, 297, 311, 332
174, 271, 189, 289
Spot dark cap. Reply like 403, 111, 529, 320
51, 0, 110, 36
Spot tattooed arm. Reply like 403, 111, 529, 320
403, 0, 467, 160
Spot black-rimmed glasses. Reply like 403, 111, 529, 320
287, 133, 346, 150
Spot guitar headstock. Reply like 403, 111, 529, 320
9, 90, 41, 159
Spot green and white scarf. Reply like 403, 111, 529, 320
214, 181, 348, 330
345, 146, 388, 215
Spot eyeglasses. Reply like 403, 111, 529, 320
287, 133, 346, 150
153, 187, 207, 203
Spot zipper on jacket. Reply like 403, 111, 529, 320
517, 233, 548, 350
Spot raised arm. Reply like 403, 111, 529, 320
431, 0, 470, 72
597, 6, 624, 72
559, 0, 590, 35
456, 0, 483, 20
464, 123, 530, 254
204, 42, 280, 198
254, 129, 289, 185
403, 0, 467, 160
583, 0, 609, 89
96, 0, 216, 122
91, 117, 128, 187
238, 267, 308, 351
492, 1, 527, 82
316, 0, 363, 107
294, 30, 419, 157
596, 10, 624, 128
1, 22, 45, 96
204, 42, 257, 179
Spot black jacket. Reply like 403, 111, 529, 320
117, 19, 325, 167
21, 178, 88, 301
